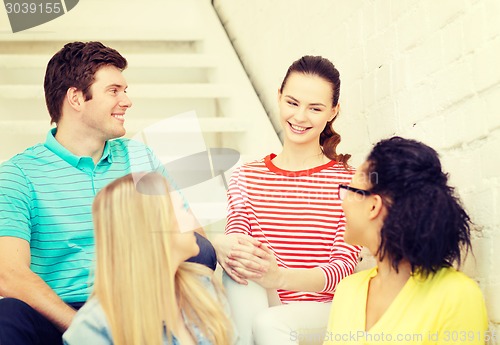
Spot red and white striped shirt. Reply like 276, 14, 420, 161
225, 154, 361, 304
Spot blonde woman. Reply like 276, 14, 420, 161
63, 173, 235, 345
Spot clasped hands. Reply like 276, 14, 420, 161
214, 233, 283, 289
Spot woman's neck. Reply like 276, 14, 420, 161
365, 259, 412, 331
375, 258, 412, 282
274, 142, 330, 171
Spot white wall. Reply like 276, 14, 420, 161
214, 0, 500, 340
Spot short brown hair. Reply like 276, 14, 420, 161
44, 41, 127, 124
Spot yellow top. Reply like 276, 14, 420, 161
323, 266, 489, 345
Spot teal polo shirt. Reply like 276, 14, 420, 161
0, 129, 166, 303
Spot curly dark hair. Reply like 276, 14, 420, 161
365, 136, 472, 277
279, 55, 350, 166
44, 41, 128, 124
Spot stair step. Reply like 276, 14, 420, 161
0, 33, 204, 42
0, 1, 205, 42
0, 0, 283, 172
0, 54, 219, 68
0, 54, 218, 84
0, 118, 250, 134
0, 84, 234, 99
128, 118, 249, 133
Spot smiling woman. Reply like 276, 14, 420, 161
213, 55, 361, 345
323, 137, 488, 345
278, 73, 335, 150
276, 55, 350, 169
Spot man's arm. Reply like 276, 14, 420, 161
0, 236, 76, 332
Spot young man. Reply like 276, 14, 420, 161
0, 41, 216, 344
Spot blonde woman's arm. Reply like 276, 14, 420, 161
63, 298, 113, 345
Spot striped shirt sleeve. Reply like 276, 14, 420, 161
222, 157, 362, 302
319, 216, 361, 293
0, 160, 32, 241
225, 167, 251, 236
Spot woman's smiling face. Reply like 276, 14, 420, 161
278, 72, 338, 147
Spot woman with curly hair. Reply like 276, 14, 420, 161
323, 137, 488, 345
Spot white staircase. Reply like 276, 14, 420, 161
0, 0, 282, 231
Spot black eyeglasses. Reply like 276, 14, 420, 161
338, 184, 373, 201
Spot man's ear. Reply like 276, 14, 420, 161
368, 194, 385, 221
66, 87, 84, 111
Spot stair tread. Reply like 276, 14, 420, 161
0, 118, 250, 133
0, 84, 234, 98
0, 33, 204, 42
0, 54, 219, 68
0, 0, 282, 169
0, 1, 205, 41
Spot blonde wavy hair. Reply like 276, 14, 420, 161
92, 173, 233, 345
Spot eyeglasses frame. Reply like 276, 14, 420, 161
338, 184, 373, 200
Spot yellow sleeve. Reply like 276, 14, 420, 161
436, 275, 489, 345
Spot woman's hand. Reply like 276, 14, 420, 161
228, 242, 328, 292
228, 242, 284, 290
212, 233, 266, 284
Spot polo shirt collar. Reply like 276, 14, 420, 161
101, 141, 113, 164
44, 128, 113, 167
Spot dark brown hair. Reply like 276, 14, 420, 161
280, 55, 350, 166
44, 41, 127, 124
366, 137, 472, 277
